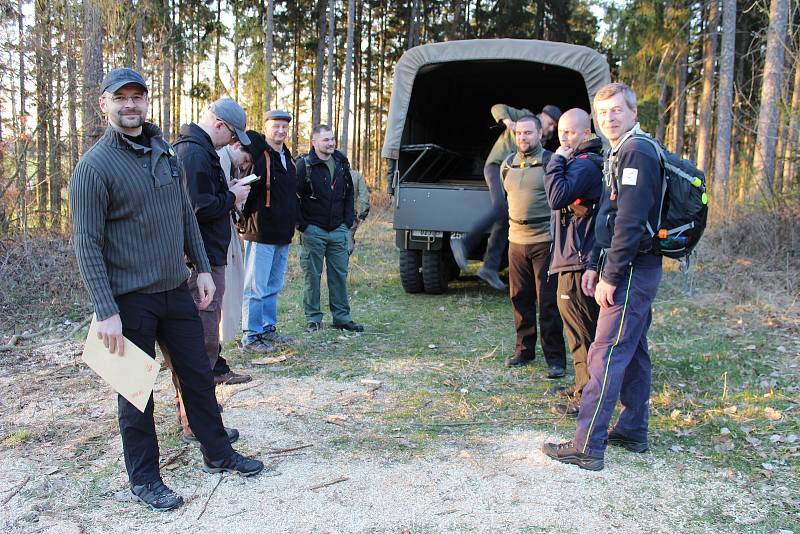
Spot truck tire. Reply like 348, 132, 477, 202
422, 250, 448, 294
399, 249, 424, 293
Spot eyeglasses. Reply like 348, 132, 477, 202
219, 120, 238, 141
107, 94, 147, 105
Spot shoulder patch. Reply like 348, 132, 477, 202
621, 167, 638, 186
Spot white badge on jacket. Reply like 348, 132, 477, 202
621, 168, 638, 186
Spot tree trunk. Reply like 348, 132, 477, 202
781, 60, 800, 193
326, 0, 335, 126
655, 44, 672, 143
263, 0, 273, 119
292, 4, 301, 151
214, 0, 222, 96
162, 0, 172, 138
312, 0, 327, 127
712, 0, 736, 205
671, 49, 687, 156
50, 33, 62, 230
82, 0, 104, 153
696, 0, 718, 174
66, 0, 79, 173
408, 0, 420, 49
751, 0, 789, 202
17, 0, 28, 232
364, 0, 373, 174
35, 0, 49, 228
135, 12, 143, 71
339, 0, 354, 155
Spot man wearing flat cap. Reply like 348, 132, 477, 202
237, 110, 300, 353
69, 68, 263, 512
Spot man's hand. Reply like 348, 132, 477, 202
229, 180, 251, 205
503, 118, 515, 131
555, 145, 574, 159
97, 314, 125, 356
581, 269, 598, 297
594, 278, 617, 309
196, 273, 216, 310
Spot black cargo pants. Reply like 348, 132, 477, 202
557, 270, 599, 396
460, 164, 508, 272
116, 283, 234, 486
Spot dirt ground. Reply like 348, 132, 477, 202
0, 337, 782, 534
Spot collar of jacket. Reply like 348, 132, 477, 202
574, 136, 603, 157
519, 143, 544, 163
175, 122, 218, 158
103, 122, 166, 154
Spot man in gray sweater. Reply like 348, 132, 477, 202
69, 68, 263, 512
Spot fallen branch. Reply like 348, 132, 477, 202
308, 477, 349, 491
0, 321, 53, 351
196, 473, 224, 520
412, 417, 553, 428
160, 447, 188, 468
1, 475, 30, 505
267, 443, 313, 455
0, 315, 92, 352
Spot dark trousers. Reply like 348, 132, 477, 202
507, 241, 565, 367
117, 284, 234, 485
187, 265, 226, 368
574, 264, 662, 457
557, 270, 600, 396
461, 164, 508, 272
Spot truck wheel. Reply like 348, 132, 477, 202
399, 250, 424, 293
422, 250, 448, 294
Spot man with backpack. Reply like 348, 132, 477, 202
543, 108, 604, 416
543, 83, 664, 471
501, 115, 566, 377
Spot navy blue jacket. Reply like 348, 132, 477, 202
296, 149, 355, 232
590, 135, 663, 286
174, 123, 234, 266
544, 137, 604, 274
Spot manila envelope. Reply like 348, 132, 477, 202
81, 317, 159, 413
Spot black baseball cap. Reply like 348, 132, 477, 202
101, 67, 148, 94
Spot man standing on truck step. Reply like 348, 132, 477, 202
451, 103, 562, 291
69, 68, 263, 512
238, 110, 299, 354
542, 82, 664, 471
296, 124, 364, 333
543, 108, 604, 417
501, 115, 566, 377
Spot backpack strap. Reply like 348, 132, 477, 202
263, 150, 272, 208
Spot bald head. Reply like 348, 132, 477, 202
557, 108, 593, 152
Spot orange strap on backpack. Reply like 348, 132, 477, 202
263, 150, 272, 207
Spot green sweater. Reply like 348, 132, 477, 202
501, 144, 552, 245
69, 123, 211, 321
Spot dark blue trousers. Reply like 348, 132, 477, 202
116, 283, 234, 485
574, 264, 662, 457
461, 164, 508, 272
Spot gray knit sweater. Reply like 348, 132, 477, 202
69, 123, 211, 320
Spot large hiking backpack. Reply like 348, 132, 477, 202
608, 128, 709, 260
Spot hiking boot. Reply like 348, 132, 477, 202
549, 384, 577, 397
202, 451, 264, 477
551, 400, 580, 417
505, 354, 533, 367
541, 441, 604, 471
333, 321, 364, 332
130, 480, 183, 511
607, 429, 649, 453
181, 426, 240, 445
242, 337, 276, 354
477, 266, 507, 291
450, 239, 468, 269
261, 329, 294, 345
214, 371, 252, 386
306, 322, 323, 332
547, 365, 566, 379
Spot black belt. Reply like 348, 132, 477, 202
509, 215, 550, 225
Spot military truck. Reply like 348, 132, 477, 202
381, 39, 611, 294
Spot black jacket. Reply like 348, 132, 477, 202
589, 134, 663, 286
174, 123, 234, 266
238, 131, 300, 245
296, 149, 355, 232
544, 137, 604, 274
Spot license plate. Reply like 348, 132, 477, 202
450, 232, 465, 240
411, 230, 443, 238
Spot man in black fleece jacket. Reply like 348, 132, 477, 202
239, 110, 300, 353
543, 108, 604, 416
543, 83, 664, 471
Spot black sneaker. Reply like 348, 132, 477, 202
242, 337, 276, 354
214, 371, 253, 385
130, 480, 183, 511
607, 429, 649, 453
505, 354, 533, 367
181, 426, 240, 445
333, 321, 364, 332
547, 365, 566, 379
306, 322, 323, 332
202, 451, 264, 477
261, 329, 294, 345
541, 441, 604, 471
551, 401, 580, 417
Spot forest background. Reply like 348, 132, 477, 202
0, 0, 798, 326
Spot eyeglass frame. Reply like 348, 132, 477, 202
104, 93, 148, 105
